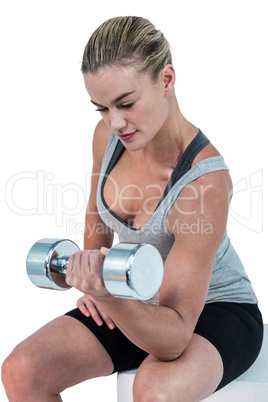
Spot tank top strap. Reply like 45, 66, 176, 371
105, 138, 124, 177
156, 129, 210, 208
172, 129, 210, 183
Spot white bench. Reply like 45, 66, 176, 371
117, 324, 268, 401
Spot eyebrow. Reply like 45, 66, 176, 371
90, 91, 135, 108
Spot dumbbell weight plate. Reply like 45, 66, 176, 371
103, 243, 164, 300
26, 238, 79, 290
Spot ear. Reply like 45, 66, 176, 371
161, 64, 175, 94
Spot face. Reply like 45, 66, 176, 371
83, 65, 172, 151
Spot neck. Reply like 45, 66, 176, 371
138, 97, 198, 167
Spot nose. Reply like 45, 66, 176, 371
109, 109, 127, 133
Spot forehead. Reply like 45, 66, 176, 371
83, 65, 153, 104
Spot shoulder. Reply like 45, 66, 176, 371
193, 141, 221, 165
92, 119, 112, 167
187, 140, 233, 220
167, 145, 233, 242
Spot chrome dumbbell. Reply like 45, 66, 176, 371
26, 239, 164, 300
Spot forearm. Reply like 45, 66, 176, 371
94, 294, 189, 361
84, 203, 114, 250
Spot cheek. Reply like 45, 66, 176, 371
99, 114, 111, 130
141, 102, 168, 131
137, 93, 166, 119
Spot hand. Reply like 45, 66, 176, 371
66, 248, 109, 296
77, 294, 115, 330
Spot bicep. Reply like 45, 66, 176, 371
159, 171, 231, 334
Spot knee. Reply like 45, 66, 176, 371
133, 369, 166, 402
1, 346, 37, 397
133, 366, 197, 402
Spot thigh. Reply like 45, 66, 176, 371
194, 302, 264, 390
11, 315, 114, 393
134, 333, 224, 402
65, 308, 149, 373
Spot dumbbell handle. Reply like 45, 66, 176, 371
51, 256, 69, 275
51, 255, 133, 289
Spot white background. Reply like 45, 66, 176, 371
1, 1, 267, 400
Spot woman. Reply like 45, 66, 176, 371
2, 16, 263, 401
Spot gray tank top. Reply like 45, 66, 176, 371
97, 130, 258, 305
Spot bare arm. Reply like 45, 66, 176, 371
77, 120, 115, 328
84, 119, 114, 251
67, 169, 232, 360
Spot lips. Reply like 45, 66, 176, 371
118, 131, 137, 141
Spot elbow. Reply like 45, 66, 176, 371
154, 338, 189, 362
154, 328, 191, 362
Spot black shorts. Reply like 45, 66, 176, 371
65, 302, 263, 391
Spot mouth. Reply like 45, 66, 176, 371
117, 131, 137, 142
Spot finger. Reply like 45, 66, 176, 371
86, 302, 104, 326
100, 246, 110, 256
97, 306, 115, 330
81, 251, 91, 275
77, 296, 115, 329
77, 300, 90, 317
66, 254, 74, 286
89, 252, 105, 289
76, 294, 95, 315
67, 252, 83, 288
81, 298, 104, 326
66, 253, 74, 276
77, 300, 103, 326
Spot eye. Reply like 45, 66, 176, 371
95, 107, 108, 112
95, 102, 134, 113
120, 103, 134, 109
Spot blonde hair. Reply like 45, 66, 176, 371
81, 16, 172, 81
